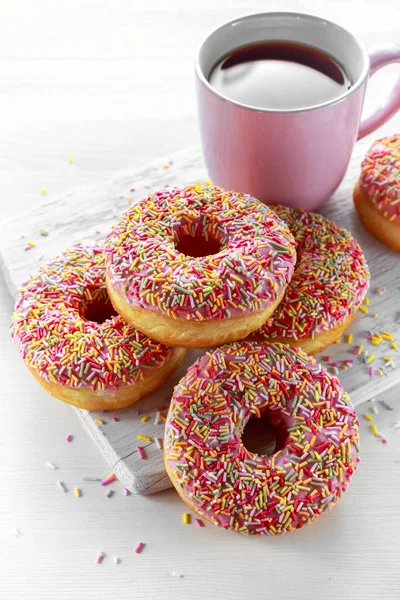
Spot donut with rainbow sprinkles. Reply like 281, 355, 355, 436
354, 133, 400, 251
164, 341, 360, 536
11, 244, 186, 410
104, 183, 297, 348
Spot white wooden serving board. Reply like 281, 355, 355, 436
1, 144, 399, 495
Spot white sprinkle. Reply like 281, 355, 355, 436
155, 437, 162, 450
45, 461, 58, 470
393, 421, 400, 429
154, 411, 161, 425
113, 556, 121, 565
106, 489, 115, 498
379, 400, 393, 411
13, 528, 21, 537
171, 571, 183, 578
57, 480, 68, 492
370, 405, 379, 415
82, 476, 102, 482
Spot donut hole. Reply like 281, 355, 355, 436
80, 287, 118, 324
175, 233, 222, 258
242, 411, 287, 456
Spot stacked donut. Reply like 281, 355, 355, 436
11, 181, 369, 536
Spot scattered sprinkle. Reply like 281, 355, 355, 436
183, 512, 190, 525
74, 487, 82, 498
391, 342, 398, 351
346, 334, 353, 344
68, 156, 74, 164
367, 354, 375, 364
114, 556, 121, 565
359, 305, 369, 314
371, 424, 379, 437
141, 415, 149, 423
370, 404, 379, 415
368, 366, 374, 376
393, 422, 400, 429
57, 480, 68, 493
134, 542, 144, 554
94, 418, 105, 425
195, 518, 204, 527
136, 446, 146, 460
41, 188, 47, 195
363, 413, 374, 422
373, 313, 379, 319
155, 437, 162, 450
124, 488, 131, 496
45, 461, 58, 470
379, 400, 393, 411
364, 297, 370, 306
382, 332, 394, 341
82, 476, 101, 482
130, 187, 136, 192
66, 434, 73, 442
376, 287, 387, 295
137, 434, 152, 442
100, 475, 116, 486
106, 489, 115, 498
113, 417, 120, 422
162, 164, 170, 169
171, 571, 183, 578
96, 552, 105, 564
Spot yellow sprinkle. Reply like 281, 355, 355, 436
367, 354, 375, 364
382, 333, 394, 341
68, 156, 74, 163
356, 344, 364, 355
383, 356, 392, 362
74, 488, 81, 498
359, 305, 369, 314
107, 472, 115, 479
378, 368, 384, 377
364, 297, 370, 306
162, 164, 170, 169
41, 187, 47, 195
204, 179, 212, 185
27, 240, 36, 247
371, 424, 379, 437
391, 343, 398, 351
373, 313, 379, 319
183, 512, 190, 525
137, 434, 152, 442
363, 413, 374, 422
94, 418, 105, 425
346, 334, 353, 344
141, 416, 149, 423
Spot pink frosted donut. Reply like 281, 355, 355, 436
164, 341, 360, 536
11, 244, 186, 410
104, 183, 296, 348
354, 134, 400, 251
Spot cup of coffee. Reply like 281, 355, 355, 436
195, 12, 400, 209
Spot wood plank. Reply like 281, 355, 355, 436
1, 142, 399, 495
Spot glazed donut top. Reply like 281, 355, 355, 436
249, 206, 369, 342
165, 341, 360, 536
360, 134, 400, 223
11, 245, 175, 392
105, 184, 296, 321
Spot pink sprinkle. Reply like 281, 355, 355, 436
113, 417, 120, 422
137, 446, 146, 460
101, 475, 116, 486
130, 187, 135, 192
24, 245, 32, 251
134, 542, 144, 554
344, 359, 354, 365
124, 488, 131, 496
195, 518, 204, 527
382, 439, 388, 444
96, 552, 105, 564
169, 159, 173, 165
368, 367, 374, 376
66, 434, 73, 442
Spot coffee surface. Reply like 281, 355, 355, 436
208, 41, 352, 110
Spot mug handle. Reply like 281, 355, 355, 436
357, 43, 400, 140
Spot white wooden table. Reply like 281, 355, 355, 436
0, 1, 399, 599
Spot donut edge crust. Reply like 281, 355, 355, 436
251, 311, 357, 355
106, 276, 287, 348
27, 346, 187, 411
354, 178, 400, 252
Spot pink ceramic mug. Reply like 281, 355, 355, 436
195, 12, 400, 210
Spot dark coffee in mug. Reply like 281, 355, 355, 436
208, 41, 352, 110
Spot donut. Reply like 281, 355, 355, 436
354, 134, 400, 251
11, 244, 186, 410
248, 206, 369, 354
164, 341, 360, 536
104, 183, 296, 348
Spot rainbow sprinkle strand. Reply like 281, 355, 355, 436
360, 134, 400, 222
250, 207, 370, 342
165, 341, 360, 536
10, 245, 175, 392
105, 184, 296, 321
